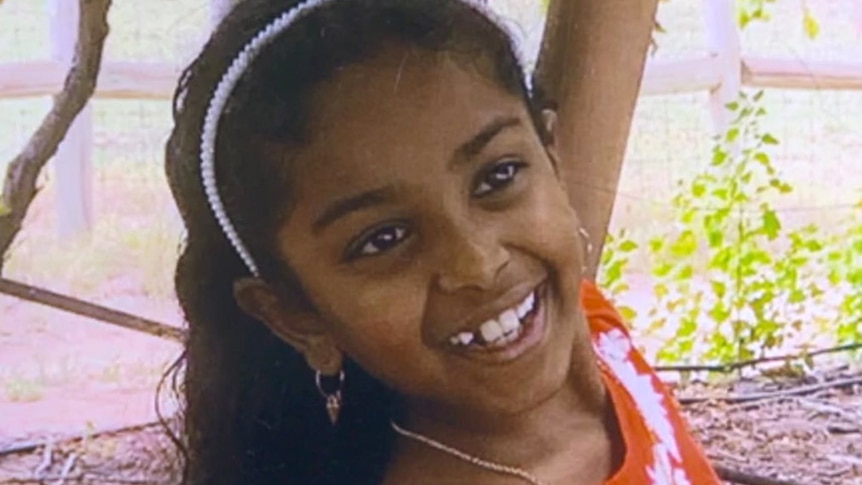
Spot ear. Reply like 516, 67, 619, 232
540, 109, 562, 171
233, 278, 343, 375
541, 109, 558, 144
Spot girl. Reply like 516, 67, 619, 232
164, 0, 722, 484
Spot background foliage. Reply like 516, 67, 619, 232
596, 1, 860, 365
601, 90, 862, 365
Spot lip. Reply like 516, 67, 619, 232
442, 280, 546, 342
447, 283, 549, 366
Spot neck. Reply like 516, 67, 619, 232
387, 359, 616, 485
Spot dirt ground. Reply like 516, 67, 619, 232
682, 365, 862, 485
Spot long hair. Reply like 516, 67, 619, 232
163, 1, 550, 483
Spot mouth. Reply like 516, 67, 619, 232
445, 283, 548, 362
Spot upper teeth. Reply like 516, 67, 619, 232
448, 291, 537, 347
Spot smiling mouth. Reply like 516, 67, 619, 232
447, 284, 544, 351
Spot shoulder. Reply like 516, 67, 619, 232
579, 280, 632, 338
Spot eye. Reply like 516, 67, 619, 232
473, 159, 527, 198
347, 223, 411, 259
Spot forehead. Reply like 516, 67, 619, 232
288, 44, 531, 201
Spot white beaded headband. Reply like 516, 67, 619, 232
200, 0, 531, 277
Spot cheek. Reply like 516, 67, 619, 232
313, 274, 429, 362
517, 179, 581, 257
331, 307, 443, 395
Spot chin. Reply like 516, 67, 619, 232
465, 294, 583, 418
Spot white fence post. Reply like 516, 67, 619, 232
702, 0, 742, 134
50, 0, 94, 237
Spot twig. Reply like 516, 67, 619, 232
797, 397, 861, 426
0, 421, 163, 459
826, 454, 862, 468
0, 0, 113, 264
678, 375, 862, 405
825, 422, 860, 434
0, 278, 184, 342
655, 340, 862, 374
714, 463, 805, 485
53, 453, 78, 485
32, 440, 53, 479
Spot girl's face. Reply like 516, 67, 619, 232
275, 45, 590, 420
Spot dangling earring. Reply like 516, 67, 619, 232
315, 369, 345, 426
578, 227, 593, 274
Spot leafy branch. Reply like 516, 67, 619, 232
600, 90, 862, 366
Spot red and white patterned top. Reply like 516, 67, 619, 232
583, 281, 722, 485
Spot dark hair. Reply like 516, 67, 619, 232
163, 1, 551, 484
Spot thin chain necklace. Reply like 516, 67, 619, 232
390, 421, 551, 485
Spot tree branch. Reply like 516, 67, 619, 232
0, 278, 185, 342
0, 0, 112, 270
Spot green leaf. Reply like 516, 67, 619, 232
762, 133, 780, 145
711, 280, 727, 298
726, 128, 740, 143
803, 6, 820, 39
707, 230, 724, 248
677, 264, 694, 279
762, 209, 781, 240
708, 302, 731, 324
679, 318, 697, 337
805, 239, 824, 252
654, 283, 669, 299
738, 10, 752, 29
653, 262, 673, 278
618, 306, 638, 322
605, 263, 622, 284
619, 240, 639, 252
670, 230, 698, 258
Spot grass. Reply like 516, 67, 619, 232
0, 351, 171, 403
3, 372, 44, 403
0, 292, 178, 404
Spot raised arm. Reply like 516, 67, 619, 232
535, 0, 659, 280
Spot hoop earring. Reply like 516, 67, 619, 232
315, 370, 345, 426
578, 227, 593, 274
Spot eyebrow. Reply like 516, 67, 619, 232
450, 116, 522, 169
312, 186, 396, 234
311, 116, 523, 233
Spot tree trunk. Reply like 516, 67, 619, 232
536, 0, 659, 280
0, 0, 112, 272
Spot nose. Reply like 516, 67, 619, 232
434, 223, 510, 294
